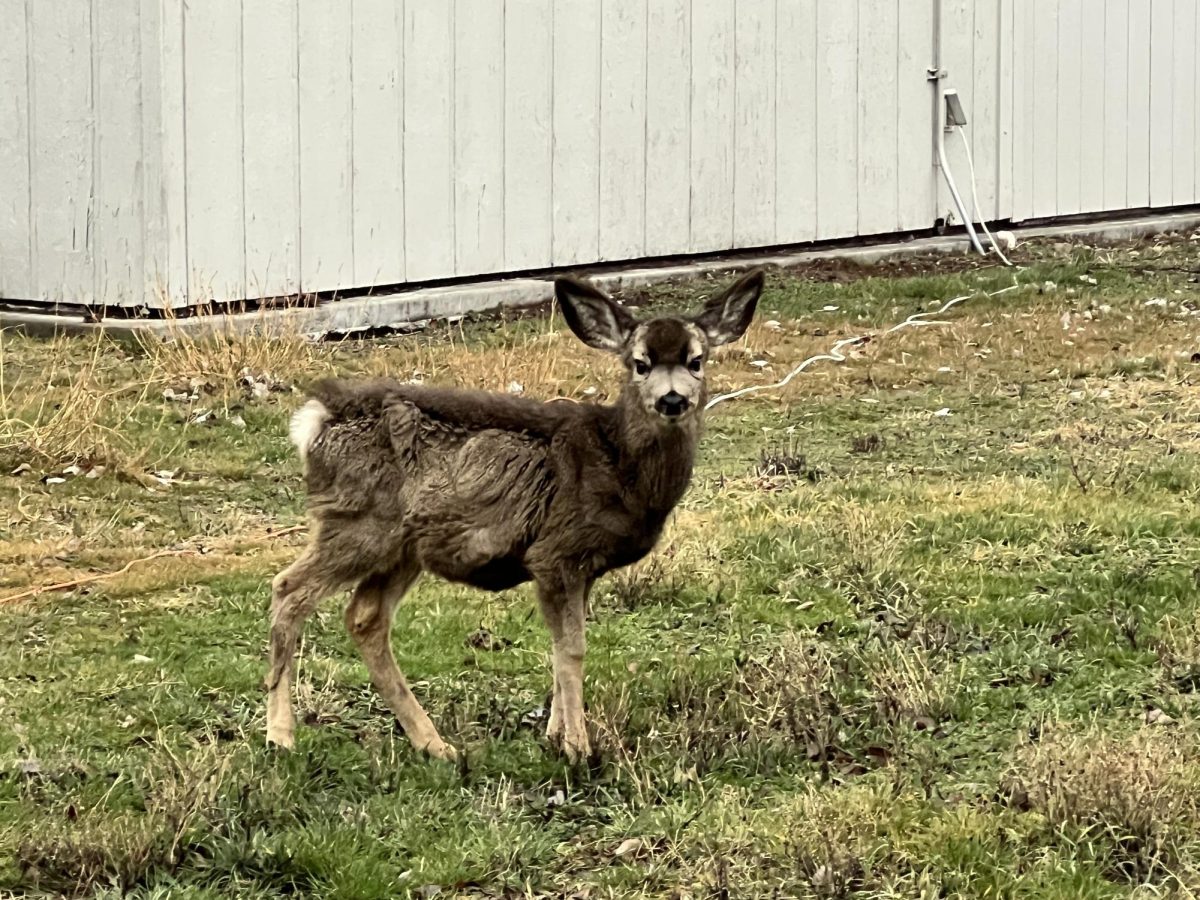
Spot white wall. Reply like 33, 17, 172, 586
1009, 0, 1198, 221
0, 0, 1197, 309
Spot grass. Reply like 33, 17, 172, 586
2, 231, 1200, 897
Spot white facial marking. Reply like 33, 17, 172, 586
630, 330, 651, 378
629, 323, 710, 420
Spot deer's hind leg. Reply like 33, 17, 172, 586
345, 564, 456, 761
265, 541, 349, 749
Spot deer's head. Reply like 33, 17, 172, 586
555, 270, 763, 425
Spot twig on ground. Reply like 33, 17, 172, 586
0, 549, 196, 606
0, 523, 310, 606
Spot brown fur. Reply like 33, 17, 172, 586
264, 270, 764, 761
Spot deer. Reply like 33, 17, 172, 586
264, 269, 764, 762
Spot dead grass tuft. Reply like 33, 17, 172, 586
0, 333, 149, 469
16, 740, 234, 896
591, 635, 863, 778
1153, 609, 1200, 693
601, 553, 683, 612
864, 644, 961, 730
675, 783, 894, 898
822, 511, 918, 616
1002, 729, 1200, 882
368, 324, 616, 401
139, 311, 332, 400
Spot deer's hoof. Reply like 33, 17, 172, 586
559, 732, 592, 764
417, 736, 458, 763
265, 726, 295, 751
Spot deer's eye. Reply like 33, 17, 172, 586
634, 359, 650, 376
688, 357, 703, 374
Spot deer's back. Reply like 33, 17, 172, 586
303, 380, 582, 590
299, 378, 693, 591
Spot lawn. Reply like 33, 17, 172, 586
3, 232, 1200, 898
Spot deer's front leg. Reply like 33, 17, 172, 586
538, 596, 566, 743
537, 579, 590, 762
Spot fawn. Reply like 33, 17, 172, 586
265, 269, 763, 761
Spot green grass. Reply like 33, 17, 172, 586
3, 233, 1200, 897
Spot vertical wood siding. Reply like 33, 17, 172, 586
1, 0, 1198, 308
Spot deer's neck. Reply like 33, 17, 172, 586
612, 395, 702, 514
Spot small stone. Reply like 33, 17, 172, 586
1146, 708, 1176, 726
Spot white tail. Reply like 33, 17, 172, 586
289, 400, 329, 463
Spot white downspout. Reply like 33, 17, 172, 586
930, 0, 986, 256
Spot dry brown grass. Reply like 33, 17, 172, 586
1154, 610, 1200, 691
138, 309, 334, 401
590, 634, 859, 781
16, 739, 237, 896
1003, 729, 1200, 882
865, 644, 961, 729
363, 323, 619, 401
666, 782, 895, 898
0, 525, 307, 603
0, 333, 151, 470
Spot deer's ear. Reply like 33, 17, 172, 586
694, 269, 764, 347
555, 277, 636, 353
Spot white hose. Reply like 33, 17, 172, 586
956, 127, 1014, 267
705, 284, 1020, 410
936, 91, 986, 256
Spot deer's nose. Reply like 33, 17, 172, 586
656, 391, 689, 417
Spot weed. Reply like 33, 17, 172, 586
1002, 730, 1200, 883
0, 332, 149, 470
137, 308, 332, 402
